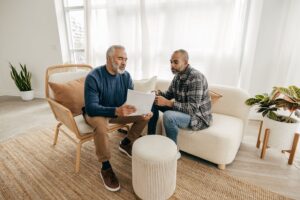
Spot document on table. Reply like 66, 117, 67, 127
126, 89, 155, 116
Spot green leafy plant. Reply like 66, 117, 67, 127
10, 63, 32, 91
245, 86, 300, 123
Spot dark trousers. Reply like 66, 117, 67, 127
147, 104, 171, 134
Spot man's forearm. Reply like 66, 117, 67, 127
166, 99, 174, 108
85, 103, 116, 117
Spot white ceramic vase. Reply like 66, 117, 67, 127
262, 116, 300, 150
20, 90, 34, 101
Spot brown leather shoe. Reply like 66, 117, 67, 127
119, 141, 132, 158
100, 168, 120, 192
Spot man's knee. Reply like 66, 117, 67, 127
138, 116, 151, 122
86, 116, 109, 132
163, 111, 175, 123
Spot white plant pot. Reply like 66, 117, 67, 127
262, 116, 300, 150
20, 90, 34, 101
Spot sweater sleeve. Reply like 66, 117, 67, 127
84, 75, 116, 117
128, 74, 134, 90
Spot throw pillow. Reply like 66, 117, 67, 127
209, 90, 222, 104
134, 76, 157, 93
48, 77, 85, 116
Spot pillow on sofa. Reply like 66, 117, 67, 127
134, 76, 157, 92
48, 77, 85, 116
209, 90, 222, 104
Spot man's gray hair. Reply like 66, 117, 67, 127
173, 49, 189, 62
106, 45, 125, 59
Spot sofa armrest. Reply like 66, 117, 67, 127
209, 84, 250, 124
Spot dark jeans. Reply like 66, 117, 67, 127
147, 104, 171, 135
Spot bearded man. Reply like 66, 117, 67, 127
147, 49, 212, 158
83, 45, 152, 192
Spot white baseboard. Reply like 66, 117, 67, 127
0, 89, 45, 98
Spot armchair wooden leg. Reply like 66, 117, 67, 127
260, 129, 270, 159
218, 164, 226, 170
288, 133, 300, 165
256, 120, 263, 148
53, 122, 62, 146
75, 142, 82, 173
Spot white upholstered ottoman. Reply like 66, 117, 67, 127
132, 135, 177, 200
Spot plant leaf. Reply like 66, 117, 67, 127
9, 62, 32, 91
276, 87, 292, 98
268, 111, 278, 121
255, 95, 265, 100
288, 85, 300, 100
262, 110, 269, 117
245, 98, 260, 106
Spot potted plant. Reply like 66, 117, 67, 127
10, 63, 34, 101
245, 86, 300, 151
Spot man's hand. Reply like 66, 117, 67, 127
115, 104, 136, 116
151, 90, 162, 96
155, 96, 174, 107
142, 112, 153, 120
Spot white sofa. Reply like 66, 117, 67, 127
154, 80, 250, 169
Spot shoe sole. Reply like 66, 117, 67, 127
176, 152, 181, 160
118, 146, 132, 158
99, 172, 120, 192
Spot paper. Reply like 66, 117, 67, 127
126, 89, 155, 116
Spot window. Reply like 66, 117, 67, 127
60, 0, 86, 63
56, 0, 248, 84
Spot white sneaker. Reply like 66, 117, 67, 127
176, 151, 181, 160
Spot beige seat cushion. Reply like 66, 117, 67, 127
48, 77, 85, 116
74, 115, 93, 135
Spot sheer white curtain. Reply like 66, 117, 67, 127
86, 0, 249, 85
239, 0, 300, 95
271, 0, 300, 87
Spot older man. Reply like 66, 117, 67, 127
83, 45, 152, 192
148, 49, 212, 157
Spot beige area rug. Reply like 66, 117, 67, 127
0, 127, 291, 200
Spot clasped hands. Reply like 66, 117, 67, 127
115, 104, 153, 120
152, 90, 174, 108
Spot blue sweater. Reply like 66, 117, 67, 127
83, 65, 133, 117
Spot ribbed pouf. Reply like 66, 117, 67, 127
132, 135, 177, 200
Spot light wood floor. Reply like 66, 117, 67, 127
0, 96, 300, 199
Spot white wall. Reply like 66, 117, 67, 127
0, 0, 62, 98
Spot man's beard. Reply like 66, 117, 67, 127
171, 65, 185, 75
112, 62, 125, 74
171, 69, 179, 75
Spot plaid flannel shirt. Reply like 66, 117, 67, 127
160, 65, 212, 130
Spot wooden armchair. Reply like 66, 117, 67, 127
45, 64, 129, 172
